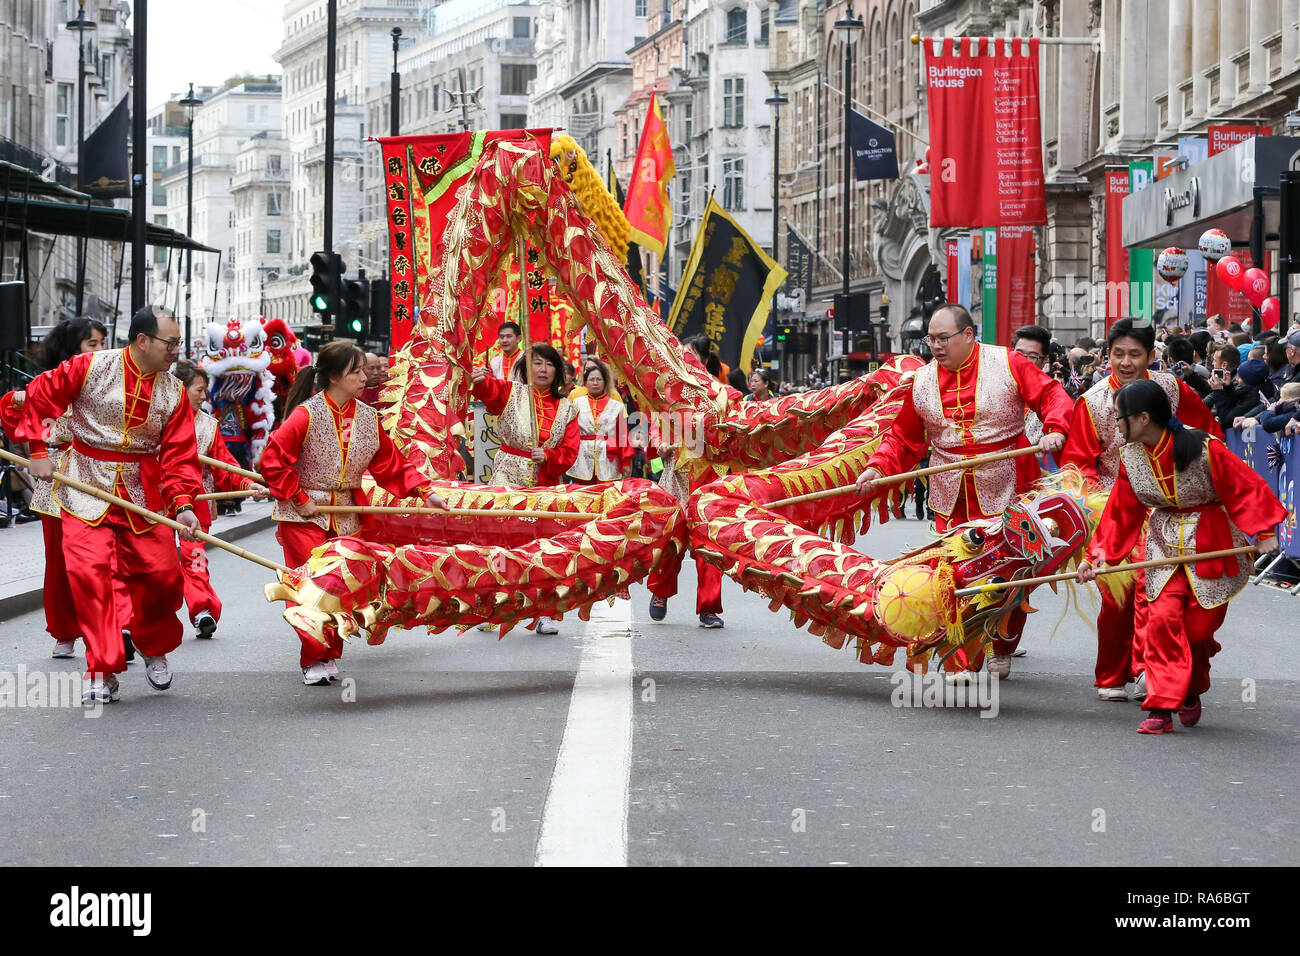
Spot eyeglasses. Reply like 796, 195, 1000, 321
923, 329, 970, 347
1014, 348, 1046, 364
146, 334, 182, 350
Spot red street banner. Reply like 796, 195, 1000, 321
1208, 123, 1270, 156
995, 225, 1035, 344
1104, 168, 1130, 328
923, 36, 1046, 228
623, 90, 675, 255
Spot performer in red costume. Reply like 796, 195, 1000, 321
8, 307, 203, 703
471, 343, 579, 634
567, 359, 633, 484
171, 361, 269, 638
1077, 379, 1284, 734
1061, 318, 1222, 702
646, 335, 733, 629
261, 341, 444, 685
856, 304, 1074, 678
0, 318, 113, 660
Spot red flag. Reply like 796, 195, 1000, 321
623, 91, 675, 255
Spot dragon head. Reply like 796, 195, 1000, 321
261, 317, 301, 381
200, 318, 271, 377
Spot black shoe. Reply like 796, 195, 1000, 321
123, 630, 136, 664
14, 508, 41, 524
648, 595, 668, 622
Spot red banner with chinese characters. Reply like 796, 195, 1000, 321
995, 225, 1035, 345
1104, 169, 1130, 329
923, 36, 1046, 227
379, 140, 417, 349
377, 130, 554, 353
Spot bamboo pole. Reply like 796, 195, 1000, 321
0, 448, 289, 574
313, 503, 592, 522
197, 489, 261, 501
767, 446, 1041, 509
198, 453, 263, 484
953, 546, 1260, 598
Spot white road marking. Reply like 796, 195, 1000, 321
535, 598, 634, 867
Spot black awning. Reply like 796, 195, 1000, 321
0, 159, 89, 201
0, 195, 218, 253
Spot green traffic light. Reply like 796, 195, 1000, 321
349, 317, 364, 333
311, 294, 328, 311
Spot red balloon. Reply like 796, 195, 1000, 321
1215, 255, 1244, 290
1242, 267, 1270, 307
1261, 296, 1282, 330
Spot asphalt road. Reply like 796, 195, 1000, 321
0, 519, 1296, 866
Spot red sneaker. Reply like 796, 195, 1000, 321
1177, 696, 1202, 727
1137, 711, 1174, 734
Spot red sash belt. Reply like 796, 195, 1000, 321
1163, 504, 1236, 578
498, 444, 534, 459
70, 439, 163, 512
72, 439, 147, 462
933, 436, 1019, 457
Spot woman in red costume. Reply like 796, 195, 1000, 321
171, 361, 269, 638
567, 358, 632, 485
471, 343, 580, 634
1076, 379, 1285, 734
261, 342, 444, 685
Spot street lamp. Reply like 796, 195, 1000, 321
834, 2, 863, 304
764, 84, 788, 261
179, 83, 203, 358
65, 1, 97, 318
391, 28, 402, 137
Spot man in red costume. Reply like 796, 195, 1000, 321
856, 304, 1073, 678
10, 306, 203, 703
1060, 317, 1222, 702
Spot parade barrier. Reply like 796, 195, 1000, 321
1228, 426, 1300, 588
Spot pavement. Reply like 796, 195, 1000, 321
0, 515, 1297, 866
0, 501, 274, 620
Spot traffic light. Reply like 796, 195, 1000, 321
309, 251, 343, 320
369, 278, 391, 339
342, 277, 369, 339
777, 325, 792, 343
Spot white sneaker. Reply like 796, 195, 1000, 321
302, 662, 332, 685
143, 655, 172, 691
83, 673, 120, 704
52, 640, 76, 659
477, 622, 497, 631
944, 670, 976, 686
1132, 672, 1147, 701
536, 617, 559, 635
194, 611, 217, 639
1097, 686, 1129, 701
322, 659, 340, 681
987, 655, 1012, 679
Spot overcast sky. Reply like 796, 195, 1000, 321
135, 0, 284, 108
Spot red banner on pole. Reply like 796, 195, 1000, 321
995, 225, 1035, 344
945, 239, 959, 302
923, 36, 1046, 228
1104, 169, 1130, 329
1208, 123, 1270, 156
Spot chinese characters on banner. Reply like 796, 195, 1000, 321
376, 130, 554, 352
923, 36, 1046, 228
669, 197, 787, 374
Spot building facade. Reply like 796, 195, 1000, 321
157, 78, 282, 346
